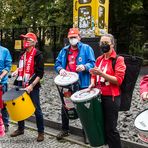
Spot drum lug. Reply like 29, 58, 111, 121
12, 102, 15, 106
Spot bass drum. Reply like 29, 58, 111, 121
2, 88, 35, 122
134, 109, 148, 143
71, 88, 105, 147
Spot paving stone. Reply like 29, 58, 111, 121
7, 69, 148, 145
0, 124, 86, 148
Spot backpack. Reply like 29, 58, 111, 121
112, 54, 143, 111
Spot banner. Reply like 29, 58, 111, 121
14, 40, 22, 50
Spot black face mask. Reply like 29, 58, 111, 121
100, 43, 110, 53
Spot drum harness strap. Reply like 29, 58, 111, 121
96, 57, 116, 101
66, 48, 80, 92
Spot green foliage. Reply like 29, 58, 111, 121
0, 0, 73, 28
0, 0, 147, 57
109, 0, 147, 55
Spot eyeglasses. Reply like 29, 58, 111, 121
100, 41, 111, 45
24, 38, 34, 42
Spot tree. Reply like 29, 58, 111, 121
109, 0, 146, 55
0, 0, 73, 28
0, 0, 147, 56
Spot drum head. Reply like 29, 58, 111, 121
2, 88, 25, 101
71, 88, 100, 103
134, 109, 148, 132
54, 72, 79, 86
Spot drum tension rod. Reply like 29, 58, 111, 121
12, 102, 15, 106
22, 98, 25, 101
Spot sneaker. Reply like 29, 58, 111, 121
4, 125, 9, 133
37, 132, 44, 142
56, 130, 69, 140
10, 129, 24, 137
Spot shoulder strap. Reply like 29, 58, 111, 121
66, 48, 72, 71
112, 55, 119, 71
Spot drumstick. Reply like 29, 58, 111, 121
19, 88, 26, 91
15, 87, 26, 91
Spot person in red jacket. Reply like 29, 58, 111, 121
88, 34, 126, 148
10, 32, 44, 142
140, 75, 148, 100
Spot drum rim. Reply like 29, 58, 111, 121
138, 133, 148, 143
71, 88, 100, 102
54, 72, 79, 86
134, 109, 148, 132
2, 88, 25, 101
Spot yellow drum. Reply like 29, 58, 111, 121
2, 88, 35, 122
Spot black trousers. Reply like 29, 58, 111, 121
61, 106, 86, 141
61, 83, 80, 131
61, 106, 69, 131
101, 95, 122, 148
61, 85, 87, 140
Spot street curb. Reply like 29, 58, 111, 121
10, 120, 90, 148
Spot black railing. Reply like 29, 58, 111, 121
0, 25, 71, 63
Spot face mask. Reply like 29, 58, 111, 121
69, 38, 79, 46
100, 43, 110, 53
23, 40, 34, 49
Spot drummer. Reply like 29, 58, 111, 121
140, 75, 148, 100
89, 34, 126, 148
10, 32, 45, 142
0, 45, 12, 132
55, 28, 95, 143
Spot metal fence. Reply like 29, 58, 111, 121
0, 25, 71, 63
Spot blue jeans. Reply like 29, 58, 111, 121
18, 88, 44, 133
1, 83, 9, 126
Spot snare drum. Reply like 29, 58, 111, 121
54, 72, 79, 88
54, 72, 79, 120
2, 88, 35, 122
71, 88, 105, 147
134, 109, 148, 143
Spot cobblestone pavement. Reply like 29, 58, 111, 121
4, 66, 148, 147
0, 124, 86, 148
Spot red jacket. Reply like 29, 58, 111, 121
92, 49, 126, 96
140, 75, 148, 95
